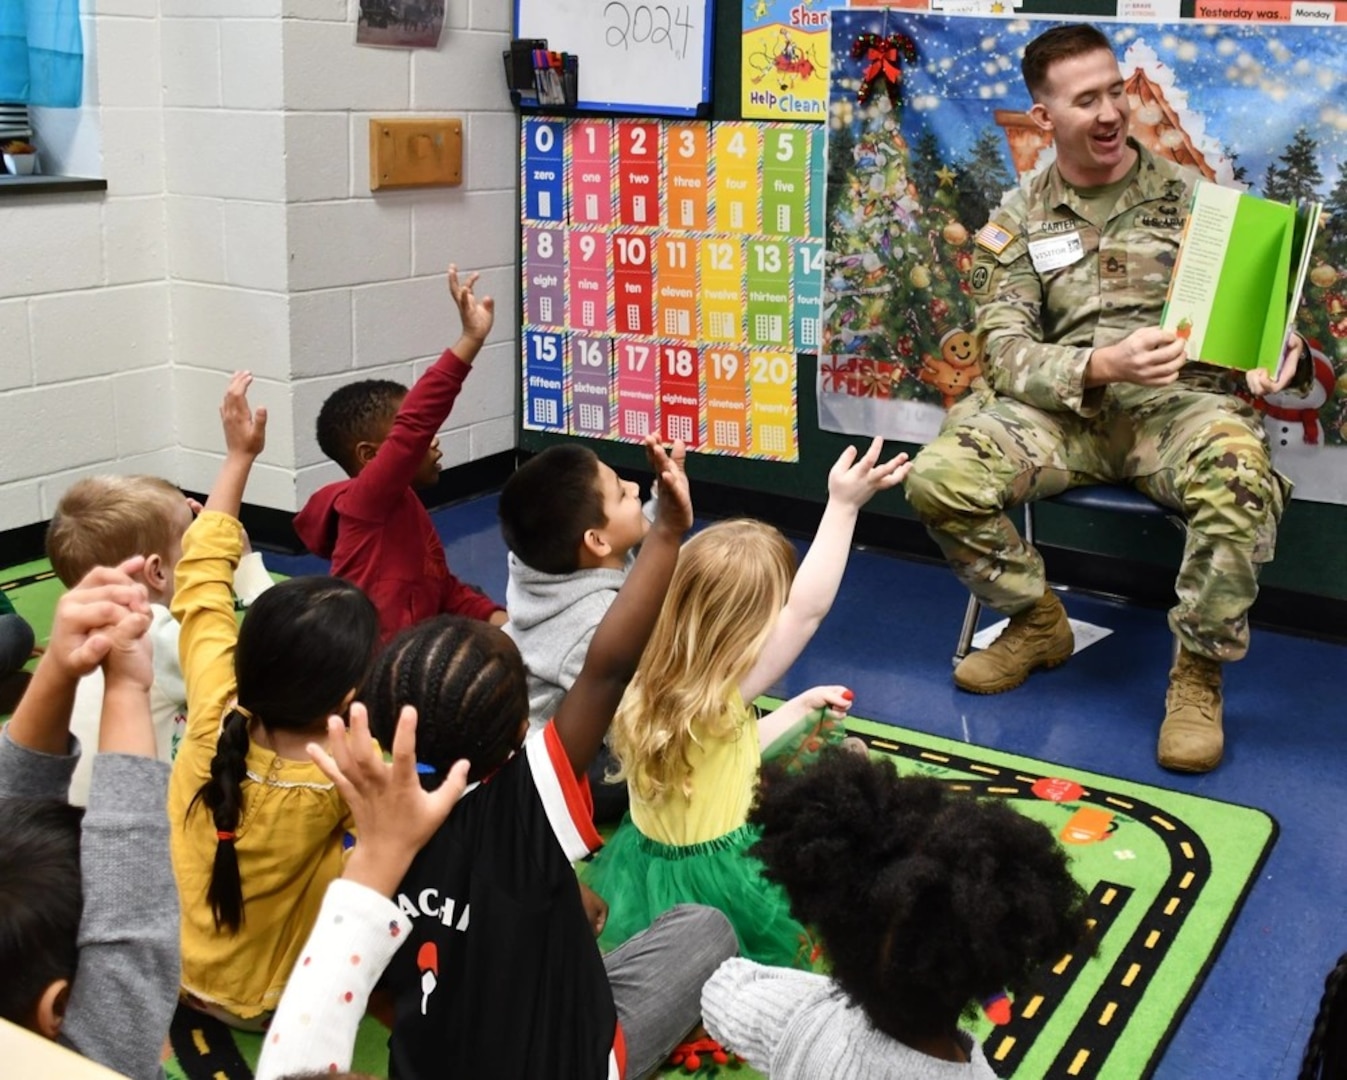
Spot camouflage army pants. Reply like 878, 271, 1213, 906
905, 380, 1290, 662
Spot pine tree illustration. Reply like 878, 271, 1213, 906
1263, 127, 1323, 203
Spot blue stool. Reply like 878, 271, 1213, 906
952, 485, 1182, 667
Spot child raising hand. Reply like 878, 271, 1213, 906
0, 559, 179, 1080
171, 372, 382, 1027
586, 437, 910, 968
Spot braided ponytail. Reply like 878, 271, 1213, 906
189, 707, 251, 933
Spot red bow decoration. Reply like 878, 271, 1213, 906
852, 32, 916, 108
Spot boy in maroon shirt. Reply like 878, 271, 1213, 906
294, 265, 507, 643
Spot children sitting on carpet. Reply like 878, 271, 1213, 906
702, 750, 1093, 1077
348, 434, 737, 1079
582, 437, 909, 968
45, 474, 272, 806
293, 263, 506, 644
0, 557, 180, 1080
170, 372, 381, 1028
254, 704, 470, 1080
497, 441, 659, 824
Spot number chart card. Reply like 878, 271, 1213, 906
569, 121, 614, 226
618, 121, 661, 227
519, 117, 830, 461
616, 339, 658, 441
523, 329, 567, 432
521, 118, 565, 223
524, 226, 565, 328
570, 335, 614, 438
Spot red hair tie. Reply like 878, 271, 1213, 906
216, 830, 236, 842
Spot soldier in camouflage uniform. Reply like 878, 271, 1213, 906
904, 24, 1308, 773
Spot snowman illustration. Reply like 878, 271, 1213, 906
1255, 344, 1335, 452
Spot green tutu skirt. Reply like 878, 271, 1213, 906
582, 706, 847, 971
583, 820, 822, 970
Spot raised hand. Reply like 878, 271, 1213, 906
643, 434, 693, 535
448, 263, 495, 347
308, 703, 471, 899
47, 558, 152, 682
827, 437, 911, 510
7, 558, 152, 756
220, 371, 268, 459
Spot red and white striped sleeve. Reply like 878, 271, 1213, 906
524, 721, 603, 862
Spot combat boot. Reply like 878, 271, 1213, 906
953, 591, 1074, 694
1157, 647, 1223, 773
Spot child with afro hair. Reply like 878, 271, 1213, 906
702, 748, 1093, 1076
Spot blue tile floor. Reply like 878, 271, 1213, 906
267, 492, 1347, 1080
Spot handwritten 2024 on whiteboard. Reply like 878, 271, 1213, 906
514, 0, 714, 115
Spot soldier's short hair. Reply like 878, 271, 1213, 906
1021, 23, 1114, 101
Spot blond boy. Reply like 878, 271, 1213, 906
45, 475, 271, 803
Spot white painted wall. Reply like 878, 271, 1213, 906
0, 0, 518, 532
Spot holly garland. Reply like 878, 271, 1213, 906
851, 32, 916, 108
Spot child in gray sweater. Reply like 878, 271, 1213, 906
0, 558, 179, 1080
703, 750, 1093, 1078
498, 443, 660, 824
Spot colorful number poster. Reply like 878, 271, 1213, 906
706, 347, 749, 453
519, 117, 831, 462
567, 231, 609, 333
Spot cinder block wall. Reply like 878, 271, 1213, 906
0, 0, 518, 533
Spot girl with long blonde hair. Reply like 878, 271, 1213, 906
584, 438, 909, 967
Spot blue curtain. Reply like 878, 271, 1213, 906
0, 0, 84, 107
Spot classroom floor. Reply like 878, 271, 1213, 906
265, 491, 1347, 1080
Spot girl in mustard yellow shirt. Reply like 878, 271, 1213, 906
170, 373, 380, 1026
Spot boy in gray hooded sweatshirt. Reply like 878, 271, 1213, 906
499, 443, 663, 823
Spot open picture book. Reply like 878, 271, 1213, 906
1160, 179, 1321, 381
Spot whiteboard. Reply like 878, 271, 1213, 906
514, 0, 714, 116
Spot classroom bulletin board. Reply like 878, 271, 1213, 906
519, 115, 828, 461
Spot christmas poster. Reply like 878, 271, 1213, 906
820, 11, 1347, 504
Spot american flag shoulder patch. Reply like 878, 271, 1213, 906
975, 222, 1014, 254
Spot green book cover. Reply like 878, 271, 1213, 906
1161, 180, 1319, 378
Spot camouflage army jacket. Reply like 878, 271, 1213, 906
970, 140, 1199, 417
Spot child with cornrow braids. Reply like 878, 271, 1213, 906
170, 372, 381, 1028
359, 435, 739, 1080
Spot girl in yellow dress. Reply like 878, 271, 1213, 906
584, 438, 910, 968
